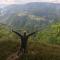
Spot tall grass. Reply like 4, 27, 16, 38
0, 40, 60, 60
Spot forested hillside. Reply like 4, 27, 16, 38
0, 2, 60, 30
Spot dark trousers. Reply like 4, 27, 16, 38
17, 44, 27, 56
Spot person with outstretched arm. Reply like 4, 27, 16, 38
12, 29, 37, 55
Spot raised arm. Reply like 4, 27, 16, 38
12, 29, 22, 37
27, 31, 37, 37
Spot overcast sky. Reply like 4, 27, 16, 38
0, 0, 60, 4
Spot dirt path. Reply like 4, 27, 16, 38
6, 52, 19, 60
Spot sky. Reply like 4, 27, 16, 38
0, 0, 60, 4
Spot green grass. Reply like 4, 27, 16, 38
0, 40, 18, 60
0, 40, 60, 60
0, 24, 60, 60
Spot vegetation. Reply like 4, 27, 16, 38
1, 2, 60, 60
0, 23, 60, 60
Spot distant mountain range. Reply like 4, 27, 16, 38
0, 2, 60, 31
0, 2, 60, 15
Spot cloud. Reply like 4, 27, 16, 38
0, 0, 60, 4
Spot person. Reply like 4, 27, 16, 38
12, 29, 37, 55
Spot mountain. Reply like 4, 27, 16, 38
0, 2, 60, 31
1, 2, 60, 16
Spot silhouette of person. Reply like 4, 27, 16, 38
12, 30, 37, 55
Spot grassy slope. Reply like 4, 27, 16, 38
0, 24, 60, 60
0, 40, 60, 60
